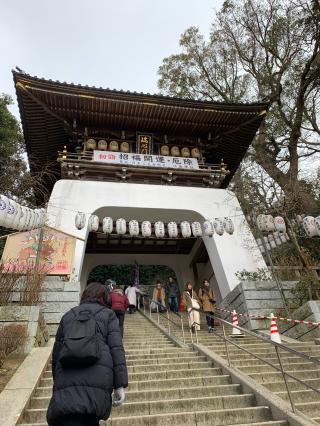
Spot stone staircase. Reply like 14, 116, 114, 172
153, 310, 320, 423
18, 312, 289, 426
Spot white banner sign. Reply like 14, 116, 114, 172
93, 150, 199, 170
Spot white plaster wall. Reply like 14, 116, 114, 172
47, 179, 266, 299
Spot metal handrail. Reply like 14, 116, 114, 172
188, 307, 320, 413
142, 294, 186, 344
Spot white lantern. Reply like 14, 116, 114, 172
267, 234, 277, 249
303, 216, 318, 237
141, 221, 152, 237
75, 212, 86, 230
5, 200, 16, 229
203, 220, 214, 237
274, 216, 286, 233
191, 221, 202, 237
273, 232, 282, 246
12, 204, 22, 230
223, 218, 234, 235
256, 214, 267, 232
213, 219, 224, 236
265, 215, 275, 232
17, 206, 26, 231
129, 220, 139, 237
88, 215, 99, 232
154, 221, 165, 238
116, 218, 126, 235
102, 217, 113, 234
180, 221, 191, 238
167, 222, 178, 238
280, 233, 287, 243
0, 195, 9, 227
28, 210, 36, 230
315, 216, 320, 236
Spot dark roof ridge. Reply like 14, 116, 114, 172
12, 69, 269, 110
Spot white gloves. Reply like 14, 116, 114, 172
113, 387, 125, 407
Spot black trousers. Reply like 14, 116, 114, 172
128, 304, 136, 314
205, 311, 214, 328
50, 414, 100, 426
114, 310, 125, 337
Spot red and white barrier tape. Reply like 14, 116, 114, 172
215, 307, 320, 328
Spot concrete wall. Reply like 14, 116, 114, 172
218, 280, 297, 330
47, 180, 267, 300
279, 301, 320, 341
0, 306, 49, 353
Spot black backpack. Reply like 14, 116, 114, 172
59, 306, 105, 367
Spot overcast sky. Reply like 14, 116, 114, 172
1, 0, 223, 119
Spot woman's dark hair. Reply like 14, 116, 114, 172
202, 278, 209, 284
81, 282, 110, 307
184, 282, 193, 290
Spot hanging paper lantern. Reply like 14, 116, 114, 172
274, 216, 286, 233
315, 216, 320, 235
267, 234, 277, 249
167, 221, 178, 238
12, 204, 22, 230
4, 200, 16, 229
116, 218, 126, 235
141, 221, 152, 237
102, 217, 113, 234
180, 221, 191, 238
273, 232, 282, 246
302, 216, 318, 237
75, 212, 86, 230
213, 219, 224, 236
154, 221, 165, 238
17, 206, 26, 231
28, 210, 36, 230
203, 220, 214, 237
129, 220, 139, 237
256, 214, 267, 232
223, 218, 234, 235
191, 221, 202, 237
88, 215, 99, 232
265, 215, 275, 232
0, 195, 9, 228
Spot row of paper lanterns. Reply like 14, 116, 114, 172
0, 195, 46, 231
256, 213, 320, 238
75, 213, 235, 237
256, 215, 287, 233
256, 232, 290, 253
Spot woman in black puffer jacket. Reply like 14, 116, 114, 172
47, 282, 128, 426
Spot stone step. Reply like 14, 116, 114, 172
128, 367, 221, 381
264, 378, 320, 392
125, 351, 197, 360
111, 394, 257, 418
128, 374, 232, 392
249, 369, 320, 383
237, 361, 316, 374
127, 360, 212, 373
295, 401, 320, 417
127, 355, 208, 366
228, 355, 315, 366
105, 406, 274, 426
32, 382, 243, 401
276, 389, 320, 403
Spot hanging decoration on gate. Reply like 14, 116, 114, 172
223, 218, 234, 235
180, 221, 191, 238
75, 212, 86, 230
191, 221, 202, 237
154, 221, 165, 238
213, 219, 224, 236
129, 220, 140, 236
88, 215, 99, 232
141, 221, 152, 237
203, 220, 214, 237
167, 221, 178, 238
116, 218, 127, 235
102, 217, 113, 234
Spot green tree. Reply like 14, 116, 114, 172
158, 0, 320, 214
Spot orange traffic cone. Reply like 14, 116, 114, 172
231, 310, 244, 337
179, 295, 186, 312
270, 313, 281, 344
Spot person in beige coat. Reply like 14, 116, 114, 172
182, 282, 201, 332
152, 281, 166, 312
198, 279, 215, 332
